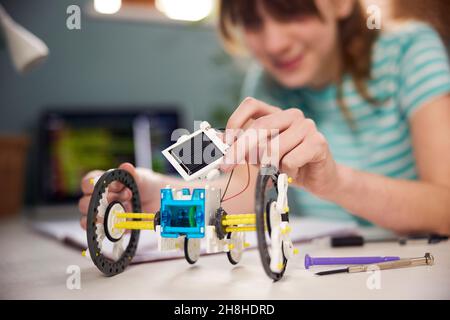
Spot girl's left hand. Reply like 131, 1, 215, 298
220, 97, 340, 198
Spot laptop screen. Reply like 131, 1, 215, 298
38, 108, 180, 204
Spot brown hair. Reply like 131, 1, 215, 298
218, 0, 379, 128
392, 0, 450, 40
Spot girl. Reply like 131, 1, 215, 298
79, 0, 450, 235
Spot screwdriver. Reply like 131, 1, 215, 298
316, 253, 435, 276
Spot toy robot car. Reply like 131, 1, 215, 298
85, 122, 296, 281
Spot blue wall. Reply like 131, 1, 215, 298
0, 0, 244, 204
0, 0, 243, 133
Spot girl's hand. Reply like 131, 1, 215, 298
78, 162, 162, 230
221, 97, 340, 198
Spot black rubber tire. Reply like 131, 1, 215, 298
104, 201, 124, 243
226, 232, 241, 265
255, 167, 287, 281
266, 199, 276, 237
184, 238, 200, 264
86, 169, 141, 276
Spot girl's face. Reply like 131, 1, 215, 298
242, 0, 353, 89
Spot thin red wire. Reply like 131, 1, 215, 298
221, 162, 251, 202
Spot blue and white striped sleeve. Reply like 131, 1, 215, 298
399, 24, 450, 118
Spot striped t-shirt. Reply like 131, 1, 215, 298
242, 22, 450, 225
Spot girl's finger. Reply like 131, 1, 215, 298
80, 216, 87, 230
80, 170, 105, 194
280, 132, 328, 178
108, 181, 125, 193
277, 118, 316, 157
78, 196, 90, 215
107, 188, 132, 203
80, 162, 136, 195
225, 97, 281, 143
123, 201, 132, 213
221, 108, 304, 171
280, 142, 312, 180
255, 117, 313, 169
118, 162, 140, 185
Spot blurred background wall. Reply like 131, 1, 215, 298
0, 0, 244, 133
0, 0, 244, 206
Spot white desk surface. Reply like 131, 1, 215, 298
0, 217, 449, 300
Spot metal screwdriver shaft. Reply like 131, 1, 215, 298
316, 253, 435, 276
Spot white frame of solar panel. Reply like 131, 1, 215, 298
162, 121, 230, 181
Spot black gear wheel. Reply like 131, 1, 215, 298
86, 169, 141, 276
212, 207, 227, 240
255, 166, 288, 281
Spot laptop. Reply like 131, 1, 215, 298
30, 107, 181, 219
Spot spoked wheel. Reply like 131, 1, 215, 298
226, 232, 244, 265
184, 238, 201, 264
87, 169, 141, 276
255, 166, 287, 281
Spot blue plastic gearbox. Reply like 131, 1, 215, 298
159, 188, 206, 239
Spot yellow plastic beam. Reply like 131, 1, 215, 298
222, 218, 256, 226
225, 226, 257, 233
114, 221, 154, 230
115, 213, 155, 219
224, 214, 256, 220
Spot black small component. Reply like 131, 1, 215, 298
213, 207, 228, 240
428, 234, 449, 244
331, 235, 364, 247
103, 201, 124, 243
153, 211, 161, 231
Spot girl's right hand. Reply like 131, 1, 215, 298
78, 162, 162, 230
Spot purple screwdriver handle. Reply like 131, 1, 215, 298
304, 254, 400, 269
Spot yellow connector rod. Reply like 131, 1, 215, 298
222, 218, 256, 226
225, 226, 257, 233
114, 221, 154, 230
224, 214, 256, 220
115, 213, 155, 220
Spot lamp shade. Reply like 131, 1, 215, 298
0, 4, 49, 74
